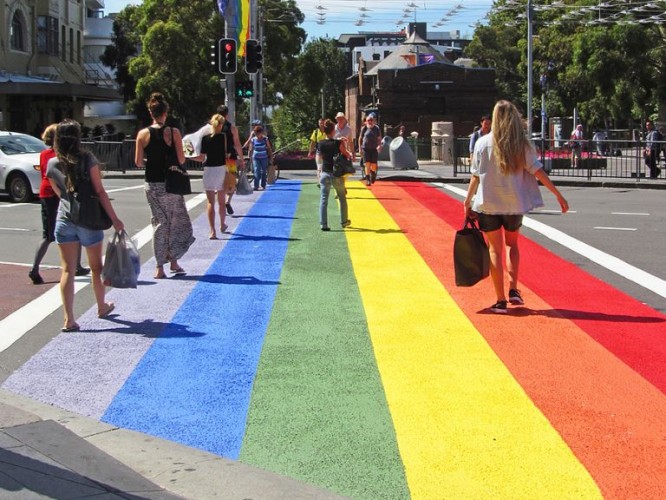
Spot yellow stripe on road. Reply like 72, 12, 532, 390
344, 182, 600, 499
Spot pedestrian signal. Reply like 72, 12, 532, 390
245, 39, 263, 74
218, 38, 237, 74
236, 81, 254, 98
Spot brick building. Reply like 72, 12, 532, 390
343, 31, 496, 141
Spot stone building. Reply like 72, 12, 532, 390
0, 0, 119, 134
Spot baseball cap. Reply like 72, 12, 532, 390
335, 112, 345, 119
367, 113, 377, 120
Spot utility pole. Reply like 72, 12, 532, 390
249, 0, 259, 126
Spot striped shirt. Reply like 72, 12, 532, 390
251, 136, 269, 160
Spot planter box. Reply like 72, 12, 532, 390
274, 153, 317, 170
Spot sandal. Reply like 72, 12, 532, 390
98, 303, 115, 318
170, 268, 186, 275
61, 323, 80, 332
154, 270, 166, 279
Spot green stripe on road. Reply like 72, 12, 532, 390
240, 183, 409, 499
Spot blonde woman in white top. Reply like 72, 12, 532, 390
464, 100, 568, 314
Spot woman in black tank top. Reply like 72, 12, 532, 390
135, 93, 195, 279
317, 119, 352, 231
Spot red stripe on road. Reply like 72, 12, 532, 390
372, 181, 666, 498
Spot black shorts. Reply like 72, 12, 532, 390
41, 196, 59, 242
363, 148, 378, 164
477, 213, 523, 232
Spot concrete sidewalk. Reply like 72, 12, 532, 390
0, 390, 347, 499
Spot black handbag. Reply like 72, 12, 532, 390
164, 128, 192, 195
453, 218, 490, 287
69, 160, 112, 231
332, 154, 355, 177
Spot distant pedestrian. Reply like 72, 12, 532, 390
317, 119, 352, 231
464, 100, 568, 314
644, 120, 662, 178
46, 119, 124, 331
359, 113, 382, 186
191, 114, 229, 239
248, 125, 274, 191
569, 124, 584, 168
29, 124, 89, 285
217, 105, 246, 215
334, 112, 354, 160
308, 118, 327, 186
469, 115, 491, 161
135, 92, 195, 279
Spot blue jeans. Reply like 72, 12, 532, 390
319, 172, 348, 228
253, 156, 268, 189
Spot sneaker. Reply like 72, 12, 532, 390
28, 270, 44, 285
490, 300, 508, 314
321, 226, 330, 232
76, 267, 91, 277
341, 220, 351, 228
225, 203, 234, 215
509, 288, 524, 305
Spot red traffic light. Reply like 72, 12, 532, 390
218, 38, 237, 74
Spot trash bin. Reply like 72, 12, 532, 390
390, 137, 419, 170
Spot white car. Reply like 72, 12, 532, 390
0, 131, 47, 203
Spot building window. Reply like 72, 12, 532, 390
77, 31, 81, 64
10, 11, 26, 51
69, 28, 74, 63
37, 16, 59, 55
61, 26, 66, 60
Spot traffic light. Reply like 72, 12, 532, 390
218, 38, 237, 74
236, 81, 254, 98
245, 39, 263, 74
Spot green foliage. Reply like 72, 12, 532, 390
270, 38, 346, 148
467, 0, 666, 128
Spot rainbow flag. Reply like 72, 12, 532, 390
4, 180, 666, 498
216, 0, 250, 57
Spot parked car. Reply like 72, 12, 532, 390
0, 131, 46, 202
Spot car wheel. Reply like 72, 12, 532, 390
7, 172, 33, 203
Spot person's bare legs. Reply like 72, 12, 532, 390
85, 241, 113, 317
504, 229, 520, 291
57, 241, 80, 330
484, 228, 506, 302
206, 190, 217, 239
217, 191, 227, 232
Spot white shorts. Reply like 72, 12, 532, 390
203, 166, 226, 192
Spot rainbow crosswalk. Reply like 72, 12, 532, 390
4, 180, 665, 499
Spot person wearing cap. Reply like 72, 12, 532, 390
358, 113, 382, 186
334, 112, 355, 160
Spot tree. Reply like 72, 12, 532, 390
271, 38, 346, 148
100, 7, 140, 103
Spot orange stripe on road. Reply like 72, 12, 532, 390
374, 181, 666, 499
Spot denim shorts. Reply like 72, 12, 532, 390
54, 218, 105, 247
477, 213, 523, 232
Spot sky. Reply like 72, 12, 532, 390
102, 1, 494, 41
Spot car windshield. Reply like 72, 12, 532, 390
0, 134, 47, 155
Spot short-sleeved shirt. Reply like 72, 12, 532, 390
310, 128, 327, 146
334, 124, 353, 144
361, 125, 381, 150
46, 151, 98, 221
251, 136, 270, 160
317, 139, 341, 173
470, 133, 544, 215
39, 148, 56, 198
201, 133, 227, 167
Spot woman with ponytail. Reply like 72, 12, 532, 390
135, 92, 195, 279
46, 119, 124, 332
191, 113, 228, 239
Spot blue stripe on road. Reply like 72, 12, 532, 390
101, 181, 302, 459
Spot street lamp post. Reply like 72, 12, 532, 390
527, 0, 534, 138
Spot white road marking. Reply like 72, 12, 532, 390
438, 183, 666, 300
611, 212, 650, 216
0, 203, 34, 209
0, 193, 207, 353
0, 227, 30, 232
0, 261, 59, 269
534, 209, 577, 214
594, 226, 637, 231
